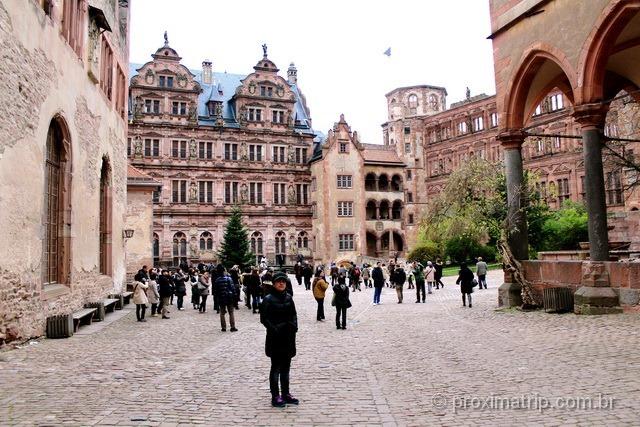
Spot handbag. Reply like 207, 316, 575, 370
472, 279, 478, 287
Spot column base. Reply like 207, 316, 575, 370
498, 282, 522, 308
573, 286, 622, 315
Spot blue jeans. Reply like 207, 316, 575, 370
373, 287, 382, 304
252, 295, 262, 311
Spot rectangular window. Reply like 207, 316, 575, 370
273, 183, 287, 205
557, 178, 570, 204
224, 143, 238, 160
144, 139, 160, 157
115, 66, 126, 119
248, 108, 262, 122
62, 0, 84, 58
338, 234, 354, 251
405, 143, 411, 153
199, 141, 214, 159
296, 184, 309, 205
127, 138, 132, 157
473, 116, 484, 132
606, 170, 624, 205
172, 101, 187, 115
272, 146, 286, 163
99, 36, 114, 101
145, 99, 160, 114
407, 170, 412, 181
337, 201, 354, 217
550, 93, 564, 111
404, 126, 411, 135
407, 192, 413, 203
457, 121, 468, 135
249, 182, 263, 204
249, 144, 263, 161
490, 112, 498, 128
172, 140, 187, 158
159, 76, 165, 87
272, 110, 285, 124
172, 180, 187, 203
337, 175, 352, 189
198, 181, 213, 203
224, 181, 239, 204
553, 136, 561, 150
339, 143, 348, 153
295, 147, 308, 164
260, 86, 272, 97
408, 214, 414, 224
152, 189, 160, 204
533, 104, 542, 116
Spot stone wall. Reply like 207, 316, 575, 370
0, 1, 129, 343
125, 190, 154, 280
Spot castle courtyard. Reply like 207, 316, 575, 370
1, 269, 639, 426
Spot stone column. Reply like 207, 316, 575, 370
376, 236, 382, 257
389, 230, 395, 252
573, 104, 609, 261
497, 131, 527, 307
572, 104, 620, 315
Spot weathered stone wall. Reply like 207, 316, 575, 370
0, 1, 129, 343
125, 190, 154, 280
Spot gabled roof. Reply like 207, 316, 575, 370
361, 144, 405, 166
127, 165, 161, 190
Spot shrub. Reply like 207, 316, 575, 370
444, 236, 497, 264
541, 201, 588, 251
407, 241, 442, 265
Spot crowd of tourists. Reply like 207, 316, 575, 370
131, 255, 489, 407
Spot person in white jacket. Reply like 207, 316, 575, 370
133, 271, 150, 322
424, 261, 436, 295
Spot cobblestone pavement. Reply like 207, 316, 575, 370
2, 269, 640, 426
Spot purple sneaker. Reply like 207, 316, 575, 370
272, 396, 286, 408
283, 394, 299, 405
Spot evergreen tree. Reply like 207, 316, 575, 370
217, 206, 254, 269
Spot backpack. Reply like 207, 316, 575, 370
353, 267, 361, 278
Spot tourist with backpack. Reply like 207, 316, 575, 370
332, 274, 352, 329
214, 264, 238, 332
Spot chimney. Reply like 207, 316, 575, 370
202, 59, 212, 85
287, 62, 297, 85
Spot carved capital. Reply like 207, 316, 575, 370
572, 103, 608, 131
497, 130, 526, 150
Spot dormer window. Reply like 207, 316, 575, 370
248, 108, 262, 122
159, 76, 174, 88
260, 86, 273, 97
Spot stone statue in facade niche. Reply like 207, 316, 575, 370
287, 185, 296, 204
189, 238, 198, 257
288, 148, 296, 164
238, 106, 247, 125
189, 139, 197, 159
189, 181, 198, 202
134, 136, 143, 157
240, 184, 248, 203
189, 101, 198, 122
134, 96, 144, 119
240, 142, 248, 161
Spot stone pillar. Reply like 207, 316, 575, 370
376, 236, 382, 256
574, 262, 621, 315
389, 230, 395, 252
573, 104, 609, 261
497, 131, 527, 307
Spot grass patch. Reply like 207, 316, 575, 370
441, 262, 501, 277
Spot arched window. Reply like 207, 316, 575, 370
365, 173, 377, 191
251, 231, 264, 255
43, 116, 71, 286
392, 200, 403, 220
199, 231, 213, 251
275, 231, 286, 254
379, 200, 390, 220
366, 200, 377, 220
99, 157, 112, 275
173, 232, 187, 266
429, 94, 439, 111
408, 94, 418, 113
391, 174, 402, 191
297, 231, 309, 249
153, 233, 160, 265
378, 174, 389, 191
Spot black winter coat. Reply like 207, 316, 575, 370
392, 268, 407, 286
332, 283, 352, 308
158, 275, 173, 298
372, 267, 385, 288
245, 273, 262, 297
260, 290, 297, 358
173, 272, 187, 296
456, 267, 475, 294
214, 274, 236, 306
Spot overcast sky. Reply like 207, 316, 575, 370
129, 0, 496, 144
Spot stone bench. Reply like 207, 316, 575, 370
72, 307, 97, 332
85, 298, 120, 321
122, 291, 134, 305
109, 292, 134, 310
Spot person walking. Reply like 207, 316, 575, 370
189, 268, 199, 309
260, 272, 299, 407
456, 262, 476, 308
133, 271, 149, 322
332, 275, 351, 329
371, 262, 385, 305
392, 265, 407, 303
245, 267, 262, 313
302, 262, 313, 291
476, 257, 488, 289
434, 258, 445, 289
158, 269, 173, 319
198, 272, 211, 313
214, 264, 238, 332
413, 262, 426, 303
147, 269, 160, 317
312, 266, 329, 321
173, 268, 187, 310
407, 269, 415, 290
362, 264, 371, 288
424, 261, 436, 294
294, 262, 303, 287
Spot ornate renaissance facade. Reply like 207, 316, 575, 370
0, 0, 130, 342
128, 39, 316, 267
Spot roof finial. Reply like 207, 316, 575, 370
466, 86, 471, 100
164, 31, 169, 46
262, 43, 268, 58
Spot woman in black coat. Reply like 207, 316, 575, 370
173, 268, 187, 310
455, 263, 476, 308
332, 275, 352, 329
260, 272, 298, 407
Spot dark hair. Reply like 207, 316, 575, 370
216, 263, 226, 275
314, 266, 324, 277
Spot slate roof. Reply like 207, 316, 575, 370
361, 144, 405, 166
129, 63, 315, 135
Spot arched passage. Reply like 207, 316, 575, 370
365, 173, 377, 191
366, 200, 377, 220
